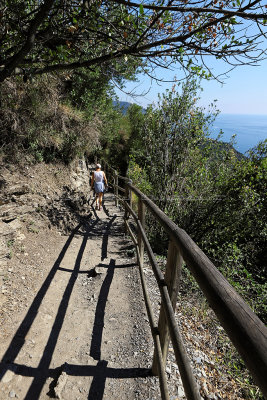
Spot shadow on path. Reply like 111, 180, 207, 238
0, 222, 83, 375
90, 259, 115, 361
101, 215, 116, 261
0, 219, 98, 394
88, 256, 149, 400
0, 208, 150, 400
23, 220, 96, 399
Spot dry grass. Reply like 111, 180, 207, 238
0, 75, 100, 163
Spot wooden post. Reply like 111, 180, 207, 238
152, 239, 183, 375
128, 179, 132, 210
124, 181, 129, 234
137, 196, 146, 268
115, 170, 118, 207
124, 179, 132, 233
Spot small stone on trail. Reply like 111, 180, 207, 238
9, 390, 16, 398
166, 366, 171, 374
2, 368, 16, 383
177, 386, 185, 397
54, 371, 68, 399
94, 265, 107, 275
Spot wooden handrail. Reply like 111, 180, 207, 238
128, 182, 267, 397
125, 218, 170, 399
102, 162, 267, 399
136, 218, 201, 400
152, 240, 183, 372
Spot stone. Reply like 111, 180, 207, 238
202, 381, 209, 395
0, 220, 15, 241
208, 394, 217, 400
2, 368, 16, 383
54, 371, 68, 399
166, 366, 171, 374
17, 233, 26, 241
8, 183, 30, 196
177, 386, 185, 397
0, 205, 34, 221
94, 265, 107, 275
9, 390, 16, 398
8, 219, 22, 231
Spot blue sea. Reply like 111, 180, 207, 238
209, 114, 267, 154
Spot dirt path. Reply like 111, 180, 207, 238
1, 162, 258, 400
0, 192, 160, 400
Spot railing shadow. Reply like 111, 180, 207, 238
90, 259, 115, 360
0, 204, 150, 400
101, 215, 116, 261
90, 203, 99, 220
88, 256, 147, 400
0, 222, 83, 373
23, 220, 97, 399
102, 201, 110, 217
87, 361, 150, 400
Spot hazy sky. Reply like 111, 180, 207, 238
115, 57, 267, 115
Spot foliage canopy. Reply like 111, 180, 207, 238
126, 80, 267, 325
0, 0, 266, 83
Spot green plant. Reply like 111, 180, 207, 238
27, 221, 39, 233
1, 1, 266, 84
125, 80, 266, 324
7, 240, 14, 248
0, 74, 103, 163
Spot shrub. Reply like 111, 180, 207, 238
0, 75, 100, 163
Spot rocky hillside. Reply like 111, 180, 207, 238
0, 158, 93, 336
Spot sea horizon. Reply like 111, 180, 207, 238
209, 113, 267, 154
217, 113, 267, 116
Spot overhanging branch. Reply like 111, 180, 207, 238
0, 0, 55, 82
113, 0, 267, 21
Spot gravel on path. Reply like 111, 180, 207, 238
0, 192, 162, 400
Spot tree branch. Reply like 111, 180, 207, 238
112, 0, 267, 21
0, 0, 55, 82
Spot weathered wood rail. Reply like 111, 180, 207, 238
102, 161, 267, 400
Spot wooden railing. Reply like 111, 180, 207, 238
102, 161, 267, 400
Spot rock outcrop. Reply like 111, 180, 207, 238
0, 158, 92, 274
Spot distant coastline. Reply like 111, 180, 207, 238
210, 113, 267, 154
116, 101, 267, 155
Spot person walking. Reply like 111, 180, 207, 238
91, 163, 107, 210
